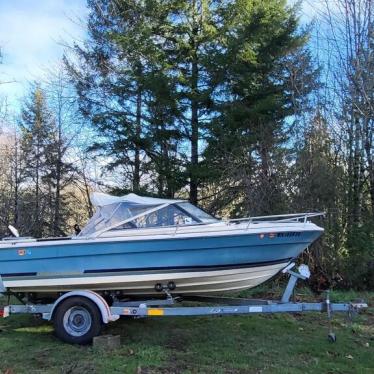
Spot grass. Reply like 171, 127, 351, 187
0, 288, 373, 374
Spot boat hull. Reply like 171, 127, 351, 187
2, 261, 290, 295
0, 227, 322, 296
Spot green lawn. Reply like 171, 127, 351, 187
0, 289, 373, 374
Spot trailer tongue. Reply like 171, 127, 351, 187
0, 265, 368, 345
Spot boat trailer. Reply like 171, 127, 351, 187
0, 263, 367, 345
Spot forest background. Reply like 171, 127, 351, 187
0, 0, 372, 289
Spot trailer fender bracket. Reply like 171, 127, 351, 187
45, 290, 120, 324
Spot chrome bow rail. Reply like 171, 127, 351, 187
226, 212, 325, 228
172, 212, 324, 235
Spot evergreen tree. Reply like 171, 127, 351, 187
65, 0, 166, 194
65, 0, 226, 201
144, 70, 185, 197
203, 1, 319, 216
18, 84, 75, 237
66, 0, 319, 211
19, 85, 55, 237
44, 68, 79, 236
152, 0, 222, 203
291, 113, 344, 275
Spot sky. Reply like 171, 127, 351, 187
0, 0, 321, 114
0, 0, 88, 111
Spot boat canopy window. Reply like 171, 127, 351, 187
77, 193, 218, 238
176, 202, 218, 223
111, 204, 199, 231
78, 202, 160, 237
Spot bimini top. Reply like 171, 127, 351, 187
77, 193, 218, 238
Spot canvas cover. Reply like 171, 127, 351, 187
76, 193, 216, 238
90, 192, 186, 207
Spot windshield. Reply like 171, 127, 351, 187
78, 202, 160, 237
176, 202, 218, 223
111, 204, 199, 231
78, 200, 218, 238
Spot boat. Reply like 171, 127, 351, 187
0, 193, 324, 299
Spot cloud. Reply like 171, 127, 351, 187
0, 0, 88, 108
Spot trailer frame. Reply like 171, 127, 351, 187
0, 264, 368, 344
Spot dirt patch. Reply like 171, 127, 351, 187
164, 329, 190, 352
60, 361, 97, 374
135, 364, 184, 374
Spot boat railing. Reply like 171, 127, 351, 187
171, 212, 325, 235
226, 212, 325, 226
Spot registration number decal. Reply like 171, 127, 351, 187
277, 232, 301, 237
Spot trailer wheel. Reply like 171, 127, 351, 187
53, 296, 102, 344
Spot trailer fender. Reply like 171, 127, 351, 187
45, 290, 120, 323
0, 275, 6, 295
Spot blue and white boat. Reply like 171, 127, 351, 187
0, 193, 323, 298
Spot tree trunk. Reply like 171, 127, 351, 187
82, 169, 93, 217
134, 74, 142, 192
157, 123, 167, 197
35, 138, 40, 237
190, 43, 199, 204
352, 114, 362, 225
54, 121, 62, 236
258, 142, 272, 214
13, 134, 19, 226
363, 116, 374, 218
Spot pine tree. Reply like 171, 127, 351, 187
65, 0, 160, 193
291, 113, 344, 274
66, 0, 319, 211
65, 0, 224, 201
152, 0, 221, 203
43, 68, 79, 236
203, 1, 319, 216
19, 85, 55, 237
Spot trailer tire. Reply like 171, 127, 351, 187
53, 296, 102, 345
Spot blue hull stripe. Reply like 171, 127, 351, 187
83, 258, 292, 274
1, 272, 37, 278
